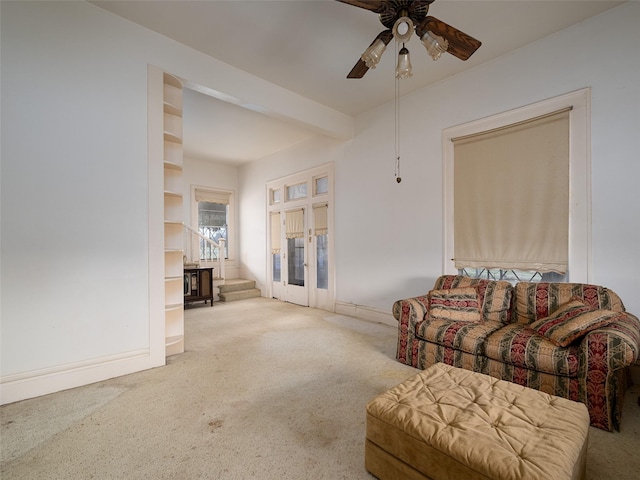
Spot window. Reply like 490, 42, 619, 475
285, 209, 305, 287
271, 212, 281, 282
194, 188, 233, 260
270, 188, 281, 205
453, 108, 570, 279
443, 89, 591, 283
314, 203, 328, 289
286, 182, 307, 201
314, 176, 328, 196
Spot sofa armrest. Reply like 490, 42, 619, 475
393, 294, 430, 367
578, 312, 640, 430
392, 295, 429, 323
580, 312, 640, 371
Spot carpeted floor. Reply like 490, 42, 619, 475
2, 297, 639, 479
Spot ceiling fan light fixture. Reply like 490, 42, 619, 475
421, 31, 448, 61
392, 16, 414, 43
361, 38, 387, 69
396, 45, 413, 79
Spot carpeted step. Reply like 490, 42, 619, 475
218, 279, 260, 302
218, 288, 261, 302
218, 279, 256, 293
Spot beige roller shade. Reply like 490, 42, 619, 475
285, 208, 304, 239
314, 204, 328, 236
270, 212, 281, 254
194, 188, 230, 205
453, 108, 570, 274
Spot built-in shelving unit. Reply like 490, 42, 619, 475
163, 72, 184, 356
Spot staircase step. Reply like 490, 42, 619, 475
218, 279, 256, 293
218, 288, 261, 302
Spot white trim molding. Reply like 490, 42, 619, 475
1, 350, 155, 405
334, 301, 396, 328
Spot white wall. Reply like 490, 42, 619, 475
1, 1, 159, 401
239, 2, 640, 316
0, 1, 350, 403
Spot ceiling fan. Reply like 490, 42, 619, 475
338, 0, 482, 78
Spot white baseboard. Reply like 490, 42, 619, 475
0, 349, 164, 405
334, 301, 396, 328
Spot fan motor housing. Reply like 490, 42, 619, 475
379, 0, 430, 29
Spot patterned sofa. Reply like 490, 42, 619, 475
392, 275, 640, 431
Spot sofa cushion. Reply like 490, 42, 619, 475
484, 324, 579, 377
434, 275, 513, 323
416, 319, 504, 355
427, 287, 481, 322
532, 306, 621, 347
530, 298, 593, 333
514, 282, 626, 325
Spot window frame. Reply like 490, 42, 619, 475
442, 88, 591, 283
191, 186, 236, 263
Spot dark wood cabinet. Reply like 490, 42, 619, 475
184, 267, 214, 306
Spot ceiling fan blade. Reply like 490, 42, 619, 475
335, 0, 389, 14
417, 16, 481, 61
347, 29, 393, 79
347, 59, 370, 79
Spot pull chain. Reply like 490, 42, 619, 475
394, 57, 402, 184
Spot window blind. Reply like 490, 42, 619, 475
195, 188, 230, 205
285, 209, 304, 239
452, 108, 570, 274
313, 204, 328, 236
270, 212, 281, 254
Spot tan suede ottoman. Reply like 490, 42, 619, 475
365, 363, 589, 480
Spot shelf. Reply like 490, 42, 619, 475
164, 190, 183, 198
164, 224, 183, 249
164, 161, 183, 171
163, 101, 181, 117
163, 72, 182, 89
164, 167, 182, 193
163, 70, 184, 358
164, 113, 182, 140
164, 140, 183, 166
165, 277, 184, 306
163, 131, 183, 145
165, 336, 184, 357
164, 197, 182, 223
165, 335, 183, 347
165, 251, 183, 278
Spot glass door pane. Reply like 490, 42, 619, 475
316, 234, 328, 289
287, 237, 305, 287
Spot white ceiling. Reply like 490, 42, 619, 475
92, 0, 625, 164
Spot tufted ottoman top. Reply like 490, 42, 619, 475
366, 363, 589, 480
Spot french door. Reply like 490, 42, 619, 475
283, 208, 308, 306
267, 164, 333, 310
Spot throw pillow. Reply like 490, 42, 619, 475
531, 298, 619, 347
427, 287, 482, 323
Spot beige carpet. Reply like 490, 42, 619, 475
2, 297, 639, 479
